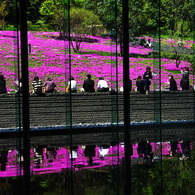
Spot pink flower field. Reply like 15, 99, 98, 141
0, 31, 192, 92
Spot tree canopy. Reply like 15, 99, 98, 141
1, 0, 194, 38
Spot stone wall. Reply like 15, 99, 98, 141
0, 91, 194, 130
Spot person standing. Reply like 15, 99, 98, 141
181, 67, 189, 79
180, 67, 189, 90
0, 74, 7, 94
83, 74, 95, 92
143, 66, 152, 95
180, 78, 189, 90
169, 75, 177, 91
136, 76, 145, 94
97, 77, 109, 92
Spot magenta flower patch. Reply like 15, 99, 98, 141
0, 31, 192, 92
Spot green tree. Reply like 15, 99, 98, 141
27, 0, 45, 24
40, 1, 101, 52
70, 8, 101, 52
161, 0, 193, 36
39, 0, 66, 31
0, 1, 8, 30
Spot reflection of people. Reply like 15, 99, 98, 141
84, 145, 96, 165
68, 76, 77, 92
137, 141, 153, 163
169, 75, 177, 91
97, 77, 109, 92
170, 141, 178, 156
0, 74, 7, 94
83, 74, 95, 92
181, 141, 191, 160
32, 75, 42, 94
136, 76, 145, 94
43, 77, 56, 93
143, 66, 152, 95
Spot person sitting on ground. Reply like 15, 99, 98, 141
144, 39, 153, 48
136, 76, 145, 94
129, 79, 132, 91
15, 78, 22, 93
97, 77, 109, 92
0, 74, 7, 94
32, 75, 43, 94
67, 76, 77, 92
83, 74, 95, 92
169, 75, 177, 91
43, 77, 56, 93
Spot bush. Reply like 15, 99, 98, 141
27, 20, 51, 31
5, 25, 14, 31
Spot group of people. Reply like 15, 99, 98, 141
135, 66, 153, 95
67, 74, 109, 93
32, 74, 109, 95
0, 67, 191, 95
168, 66, 190, 91
32, 76, 57, 94
134, 66, 191, 95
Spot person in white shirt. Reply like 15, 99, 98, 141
97, 77, 109, 92
144, 39, 153, 48
68, 76, 77, 92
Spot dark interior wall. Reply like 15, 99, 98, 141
0, 91, 194, 129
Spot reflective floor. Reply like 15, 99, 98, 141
0, 133, 194, 194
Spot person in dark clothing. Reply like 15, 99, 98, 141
136, 76, 145, 94
83, 74, 95, 92
169, 75, 177, 91
180, 67, 189, 90
0, 74, 7, 94
143, 66, 152, 95
180, 78, 189, 90
181, 141, 191, 159
137, 141, 147, 157
129, 79, 132, 92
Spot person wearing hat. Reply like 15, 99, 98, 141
83, 74, 95, 92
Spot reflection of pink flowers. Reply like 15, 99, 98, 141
56, 148, 71, 167
74, 146, 88, 166
0, 31, 192, 92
